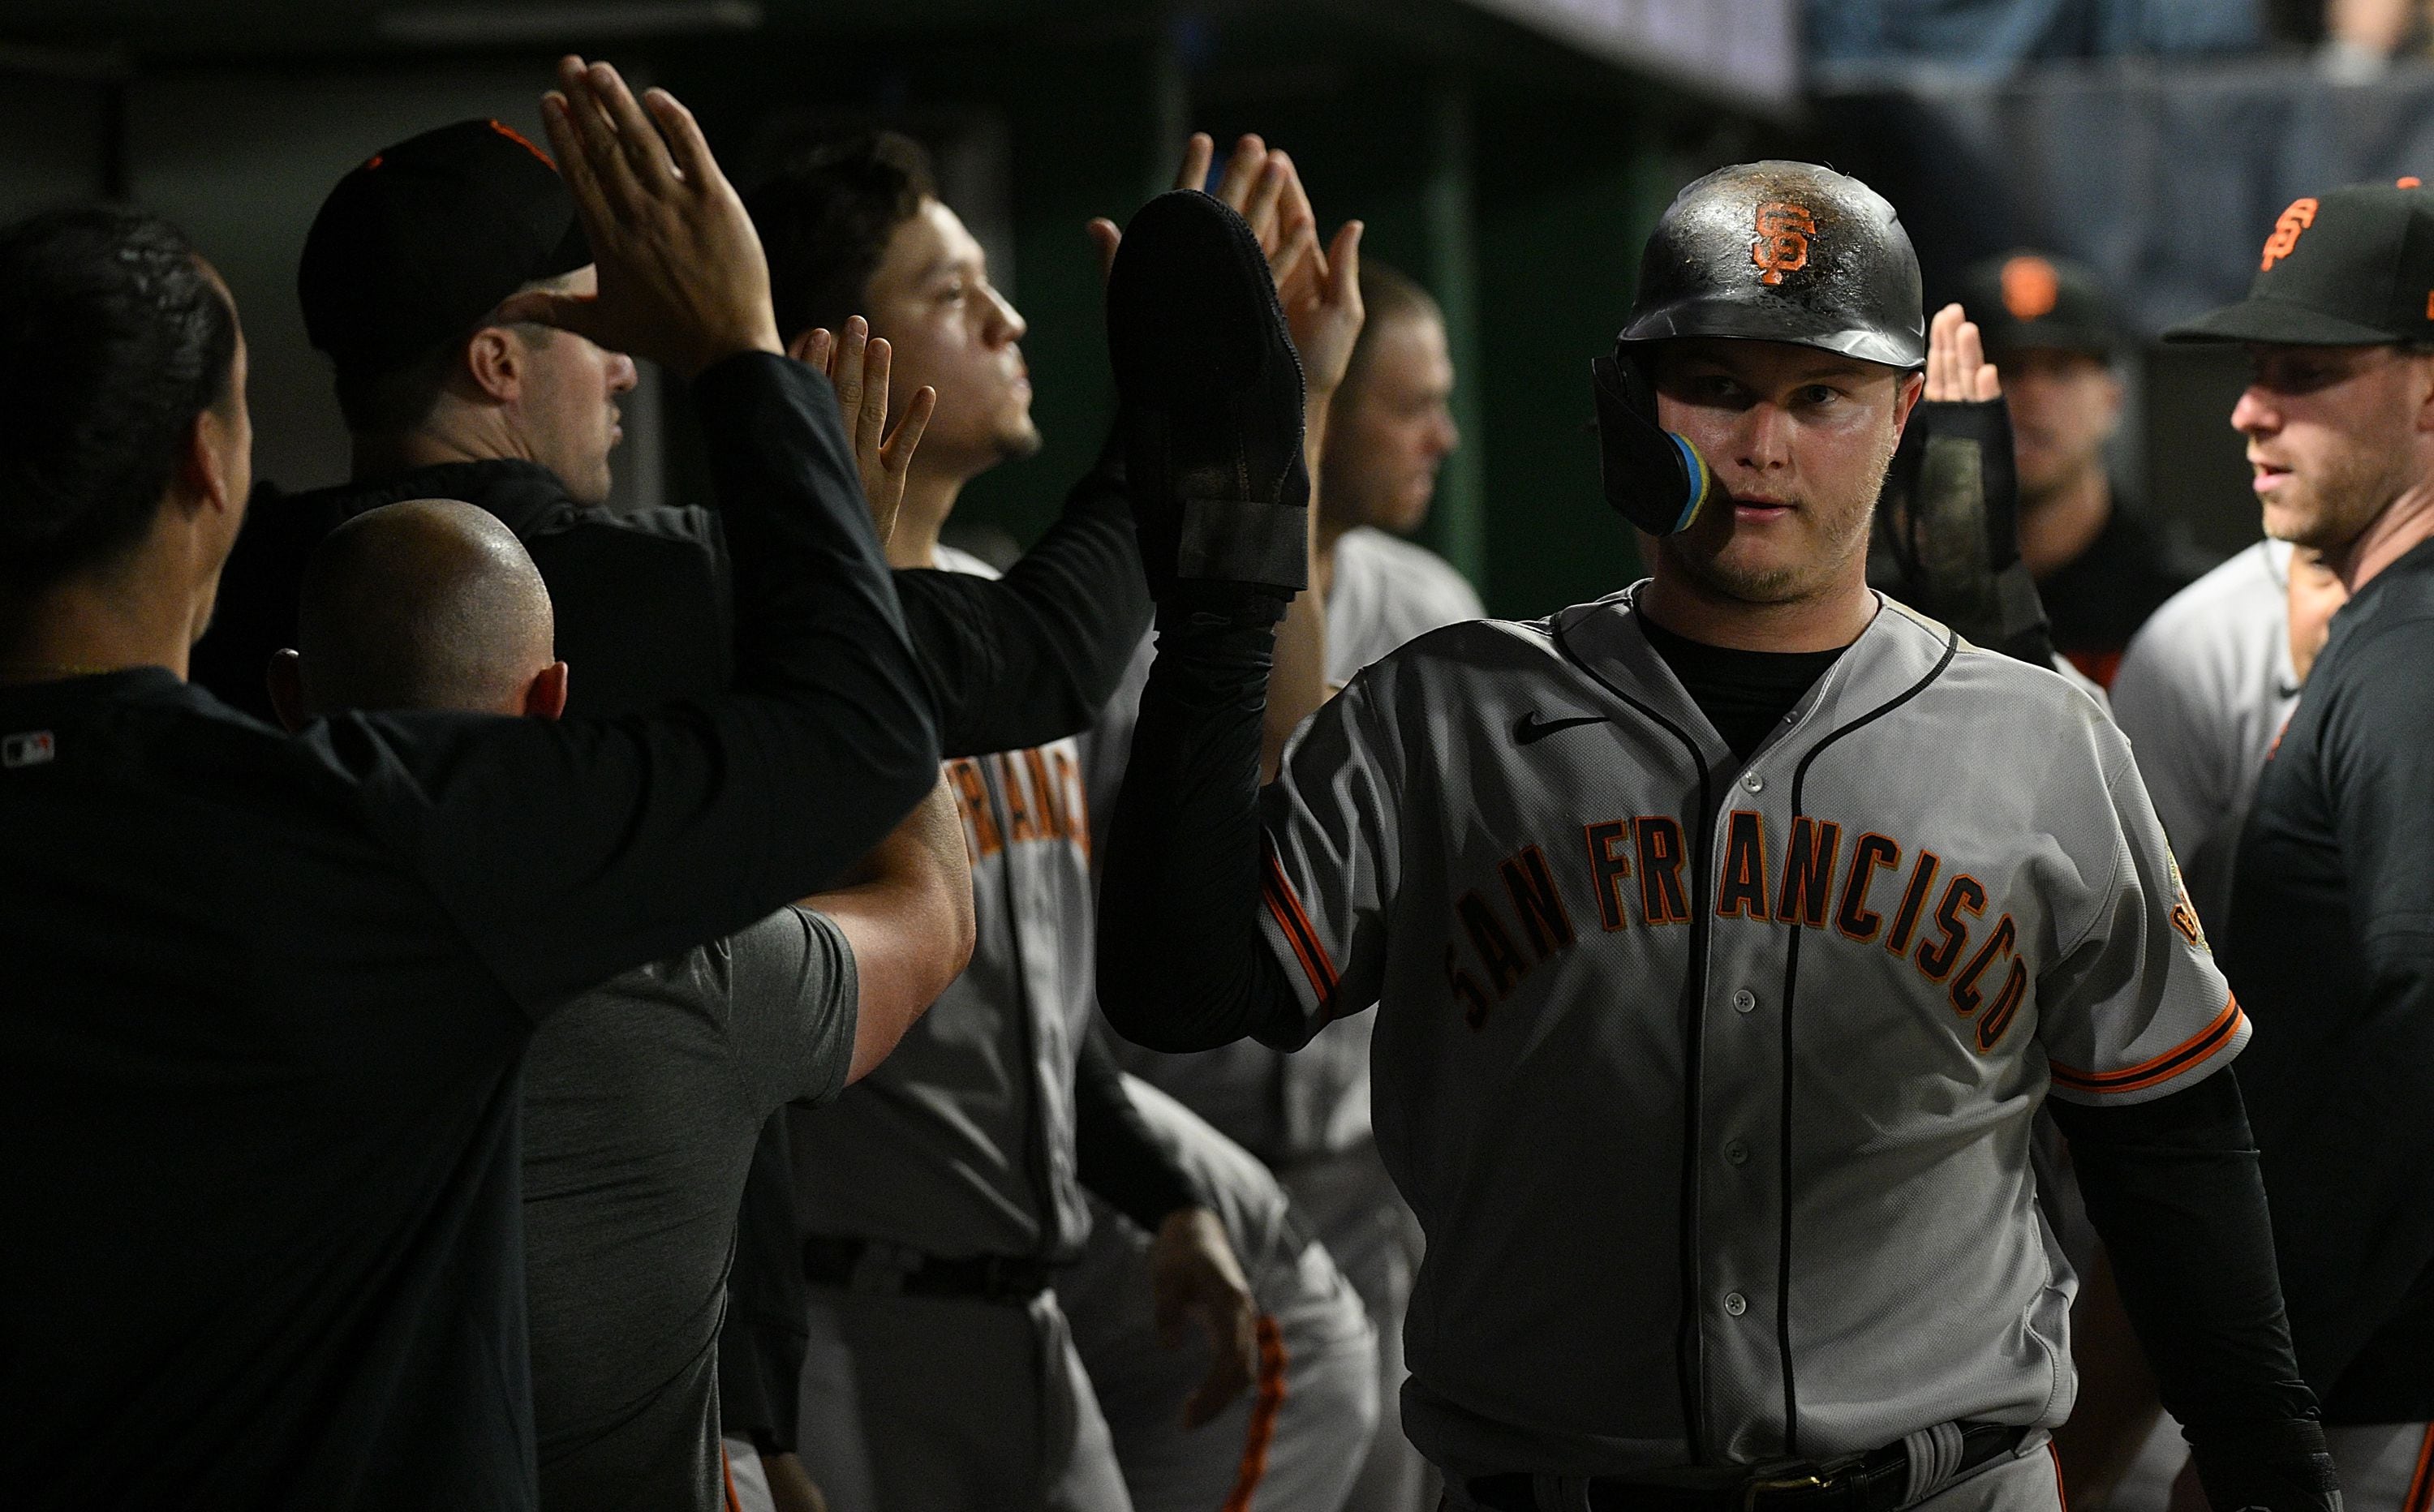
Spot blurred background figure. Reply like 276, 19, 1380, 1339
1316, 260, 1481, 673
1954, 250, 2213, 686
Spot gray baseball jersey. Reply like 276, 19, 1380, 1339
1254, 585, 2242, 1480
1061, 1076, 1380, 1512
2108, 539, 2297, 930
789, 546, 1096, 1258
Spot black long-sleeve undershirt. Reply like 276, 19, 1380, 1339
1098, 612, 2320, 1449
1098, 618, 1303, 1054
2049, 1074, 2319, 1439
899, 451, 1153, 760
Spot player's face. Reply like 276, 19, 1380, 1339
1322, 311, 1460, 535
1994, 347, 2120, 501
863, 198, 1039, 481
1650, 339, 1919, 606
2234, 343, 2434, 555
509, 267, 639, 509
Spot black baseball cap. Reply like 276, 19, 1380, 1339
2165, 178, 2434, 346
1957, 251, 2119, 358
299, 118, 591, 373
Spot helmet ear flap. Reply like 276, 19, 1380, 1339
1593, 349, 1722, 536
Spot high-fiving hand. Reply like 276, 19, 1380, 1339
789, 316, 936, 543
498, 56, 781, 379
1089, 133, 1364, 400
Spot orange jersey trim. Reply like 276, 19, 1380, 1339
1221, 1316, 1292, 1512
1262, 841, 1341, 1007
2050, 998, 2243, 1096
2402, 1424, 2434, 1512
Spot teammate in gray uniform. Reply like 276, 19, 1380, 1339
752, 129, 1357, 1512
1094, 168, 2341, 1512
1063, 1064, 1382, 1512
2111, 541, 2346, 928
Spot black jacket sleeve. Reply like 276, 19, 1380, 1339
1097, 618, 1304, 1052
335, 352, 943, 1012
894, 448, 1152, 759
2047, 1071, 2327, 1490
1074, 1025, 1206, 1229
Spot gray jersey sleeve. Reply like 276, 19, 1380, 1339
726, 905, 860, 1113
2035, 737, 2247, 1107
1254, 672, 1407, 1043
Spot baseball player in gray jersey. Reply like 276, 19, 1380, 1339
1063, 1069, 1383, 1512
2110, 540, 2346, 928
1092, 167, 2342, 1512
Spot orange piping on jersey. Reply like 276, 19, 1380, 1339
1262, 840, 1341, 1008
2050, 1441, 2070, 1512
2403, 1424, 2434, 1512
1221, 1315, 1292, 1512
2049, 998, 2244, 1095
721, 1441, 744, 1512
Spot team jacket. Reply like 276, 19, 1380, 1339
1254, 586, 2242, 1477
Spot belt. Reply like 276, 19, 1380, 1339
801, 1235, 1053, 1304
1468, 1424, 2026, 1512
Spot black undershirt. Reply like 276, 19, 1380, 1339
1636, 616, 1847, 762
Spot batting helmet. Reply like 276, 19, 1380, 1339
1594, 161, 1925, 536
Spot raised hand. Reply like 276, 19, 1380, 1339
1924, 302, 2002, 402
498, 56, 781, 378
789, 316, 936, 543
1086, 134, 1365, 398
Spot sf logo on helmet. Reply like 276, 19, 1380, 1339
2260, 197, 2318, 271
1752, 201, 1816, 286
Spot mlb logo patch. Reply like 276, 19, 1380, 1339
2, 729, 57, 768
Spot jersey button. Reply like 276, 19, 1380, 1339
1731, 989, 1757, 1013
1741, 772, 1764, 793
1725, 1139, 1749, 1166
1723, 1291, 1748, 1317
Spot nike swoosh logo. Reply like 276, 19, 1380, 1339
1512, 711, 1608, 745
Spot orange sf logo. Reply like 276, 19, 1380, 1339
2261, 198, 2318, 271
1752, 202, 1815, 286
2001, 256, 2059, 320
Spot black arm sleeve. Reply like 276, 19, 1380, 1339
1073, 1025, 1206, 1229
358, 352, 944, 1011
1096, 618, 1304, 1052
893, 448, 1152, 758
2047, 1069, 2320, 1440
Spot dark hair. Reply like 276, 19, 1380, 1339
0, 205, 239, 591
746, 131, 938, 344
1341, 259, 1443, 398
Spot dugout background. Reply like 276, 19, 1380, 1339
2, 0, 2423, 621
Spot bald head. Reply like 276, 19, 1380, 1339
294, 498, 557, 717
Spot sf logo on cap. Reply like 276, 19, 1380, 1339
1752, 202, 1815, 286
2261, 198, 2318, 272
2001, 256, 2059, 320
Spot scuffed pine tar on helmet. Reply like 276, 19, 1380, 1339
1594, 160, 1926, 537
